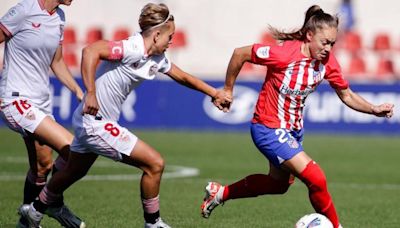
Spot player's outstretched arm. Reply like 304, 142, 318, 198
221, 45, 253, 112
335, 87, 394, 118
165, 63, 232, 111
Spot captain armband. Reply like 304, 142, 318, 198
108, 41, 124, 60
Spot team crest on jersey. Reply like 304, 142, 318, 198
286, 137, 299, 149
256, 46, 270, 59
25, 110, 36, 121
312, 70, 322, 82
149, 64, 158, 76
9, 8, 17, 17
119, 133, 130, 142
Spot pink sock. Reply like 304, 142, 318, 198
38, 186, 62, 205
142, 195, 160, 214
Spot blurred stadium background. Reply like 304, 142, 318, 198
0, 0, 399, 134
1, 0, 400, 227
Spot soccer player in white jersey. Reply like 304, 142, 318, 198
0, 0, 85, 227
201, 5, 394, 228
22, 3, 231, 228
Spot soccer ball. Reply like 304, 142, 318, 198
295, 213, 333, 228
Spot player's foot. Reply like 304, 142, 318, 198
18, 203, 43, 228
201, 182, 224, 218
45, 204, 86, 228
16, 204, 30, 228
144, 218, 171, 228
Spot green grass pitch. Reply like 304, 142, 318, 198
0, 128, 399, 227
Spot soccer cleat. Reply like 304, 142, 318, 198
45, 204, 86, 228
16, 204, 30, 228
144, 218, 171, 228
201, 182, 224, 218
18, 203, 43, 228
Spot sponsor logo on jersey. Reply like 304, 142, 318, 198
280, 84, 315, 96
32, 23, 41, 28
203, 85, 258, 124
256, 46, 270, 59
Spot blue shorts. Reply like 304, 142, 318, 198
250, 123, 304, 168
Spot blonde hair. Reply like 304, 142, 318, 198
270, 5, 339, 41
139, 3, 175, 32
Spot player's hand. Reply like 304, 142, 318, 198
82, 91, 99, 116
372, 103, 394, 118
212, 89, 233, 113
76, 89, 84, 102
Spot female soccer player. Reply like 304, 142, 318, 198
22, 3, 231, 228
201, 5, 394, 228
0, 0, 84, 227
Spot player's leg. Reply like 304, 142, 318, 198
201, 163, 295, 218
22, 136, 53, 204
17, 136, 53, 228
25, 117, 89, 227
201, 123, 299, 218
120, 139, 170, 228
25, 152, 96, 228
32, 116, 73, 161
222, 163, 295, 200
283, 152, 340, 228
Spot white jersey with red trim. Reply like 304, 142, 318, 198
0, 0, 65, 107
75, 32, 171, 122
250, 40, 349, 130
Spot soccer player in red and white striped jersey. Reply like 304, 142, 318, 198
202, 5, 394, 228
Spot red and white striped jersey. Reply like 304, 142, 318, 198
250, 40, 349, 130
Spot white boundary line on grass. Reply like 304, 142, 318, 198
0, 156, 199, 181
0, 165, 199, 181
1, 157, 400, 190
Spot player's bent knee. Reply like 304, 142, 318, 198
299, 161, 328, 192
277, 181, 292, 194
150, 157, 165, 175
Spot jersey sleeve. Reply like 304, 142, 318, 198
251, 43, 280, 66
324, 54, 349, 90
57, 8, 66, 43
0, 2, 27, 37
120, 37, 143, 64
158, 55, 172, 73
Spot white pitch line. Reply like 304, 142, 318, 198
1, 157, 399, 190
0, 165, 199, 181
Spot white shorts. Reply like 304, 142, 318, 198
0, 98, 52, 136
71, 114, 138, 161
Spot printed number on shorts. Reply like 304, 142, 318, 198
12, 100, 32, 115
275, 129, 289, 143
104, 123, 120, 137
